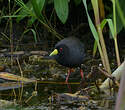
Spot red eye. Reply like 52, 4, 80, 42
60, 48, 63, 51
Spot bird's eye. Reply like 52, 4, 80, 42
59, 48, 63, 52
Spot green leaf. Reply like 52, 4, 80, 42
106, 19, 115, 38
31, 0, 46, 23
100, 19, 107, 30
38, 0, 45, 11
101, 18, 115, 39
31, 0, 45, 19
100, 19, 115, 39
54, 0, 69, 24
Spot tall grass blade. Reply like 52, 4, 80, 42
82, 0, 99, 42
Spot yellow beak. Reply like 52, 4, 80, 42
49, 49, 58, 56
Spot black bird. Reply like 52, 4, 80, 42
49, 37, 85, 82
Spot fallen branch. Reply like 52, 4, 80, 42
99, 60, 125, 91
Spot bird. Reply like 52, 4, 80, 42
49, 37, 85, 83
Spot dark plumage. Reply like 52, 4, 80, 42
49, 37, 85, 82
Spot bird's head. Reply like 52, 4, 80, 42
49, 44, 69, 58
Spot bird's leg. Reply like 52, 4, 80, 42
66, 68, 72, 83
80, 69, 84, 80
